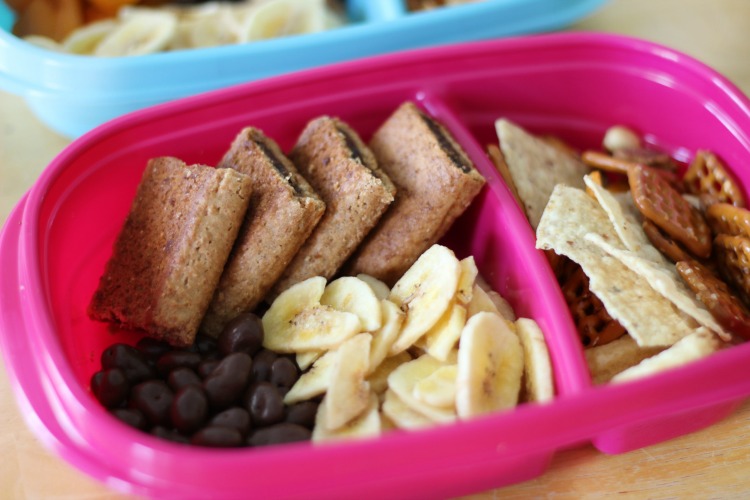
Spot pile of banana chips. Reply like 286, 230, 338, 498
261, 244, 555, 441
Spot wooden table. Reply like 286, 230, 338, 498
2, 0, 750, 497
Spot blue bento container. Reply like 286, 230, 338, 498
0, 0, 606, 138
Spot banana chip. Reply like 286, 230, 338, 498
357, 274, 391, 301
367, 351, 412, 396
456, 312, 524, 418
368, 300, 405, 373
381, 389, 432, 430
321, 276, 382, 332
283, 349, 336, 405
417, 303, 466, 362
388, 354, 457, 424
313, 392, 380, 442
324, 333, 372, 430
389, 244, 461, 355
262, 277, 361, 353
515, 318, 554, 403
413, 364, 457, 409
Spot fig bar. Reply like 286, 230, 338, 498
270, 116, 396, 295
347, 102, 486, 286
89, 157, 252, 347
201, 127, 325, 337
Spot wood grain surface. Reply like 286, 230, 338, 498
2, 0, 750, 498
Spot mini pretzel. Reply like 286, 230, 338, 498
613, 147, 677, 171
706, 203, 750, 239
714, 234, 750, 307
585, 170, 604, 198
583, 150, 684, 192
560, 262, 627, 347
642, 219, 692, 263
581, 150, 631, 174
677, 259, 750, 340
628, 164, 712, 259
684, 150, 746, 208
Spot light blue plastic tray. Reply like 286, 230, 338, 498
0, 0, 606, 138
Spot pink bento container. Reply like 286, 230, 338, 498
3, 32, 750, 498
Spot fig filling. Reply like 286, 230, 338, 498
256, 139, 304, 197
336, 125, 366, 165
419, 112, 471, 174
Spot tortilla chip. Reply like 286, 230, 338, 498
585, 335, 664, 384
496, 119, 589, 229
583, 174, 666, 264
536, 185, 697, 347
585, 233, 731, 342
612, 190, 641, 217
612, 328, 723, 383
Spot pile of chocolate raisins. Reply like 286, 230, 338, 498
90, 313, 317, 447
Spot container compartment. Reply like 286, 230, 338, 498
431, 34, 750, 453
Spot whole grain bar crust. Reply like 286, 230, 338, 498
88, 157, 252, 346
